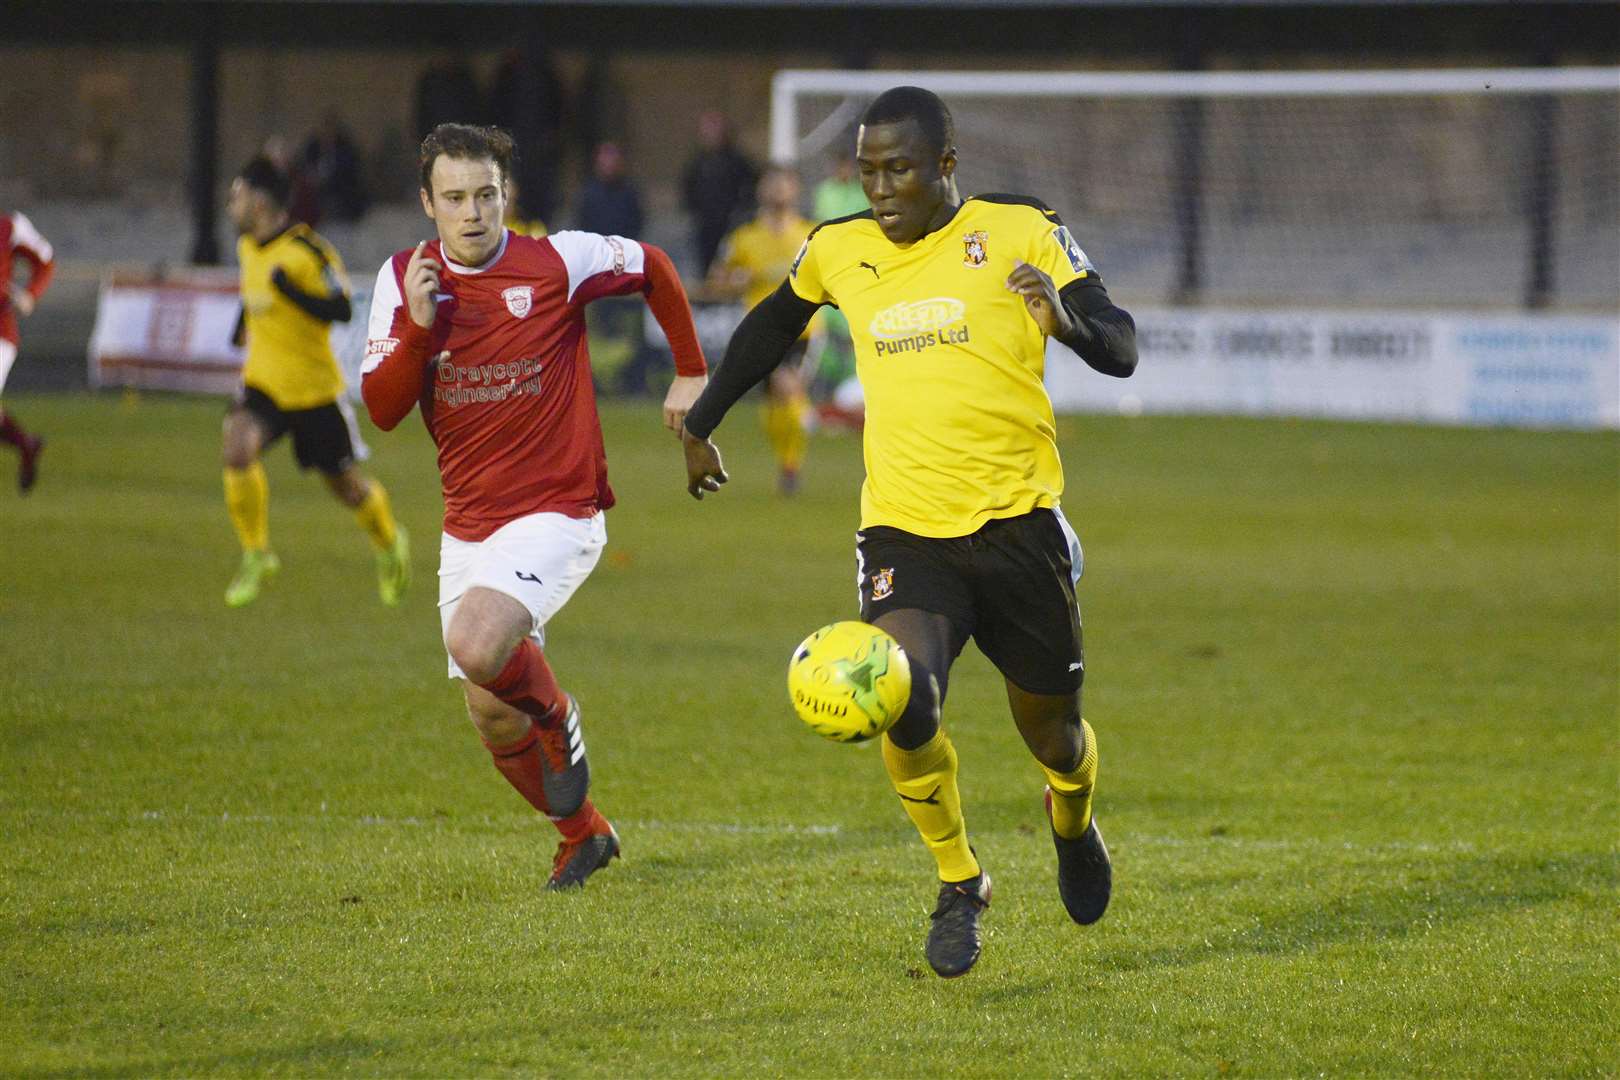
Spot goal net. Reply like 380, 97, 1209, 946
771, 68, 1620, 312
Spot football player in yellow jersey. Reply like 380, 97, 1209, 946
222, 156, 410, 609
706, 166, 816, 494
681, 87, 1138, 978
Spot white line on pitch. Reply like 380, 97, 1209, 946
10, 807, 1485, 854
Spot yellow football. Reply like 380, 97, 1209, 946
787, 621, 912, 743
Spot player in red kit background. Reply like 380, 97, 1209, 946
361, 124, 712, 889
1, 211, 55, 493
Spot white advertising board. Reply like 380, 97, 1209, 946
88, 274, 371, 398
91, 276, 1617, 431
1045, 307, 1619, 429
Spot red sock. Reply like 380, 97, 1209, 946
0, 411, 27, 450
478, 640, 564, 725
484, 725, 550, 815
484, 728, 608, 841
554, 800, 610, 843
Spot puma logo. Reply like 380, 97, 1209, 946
859, 261, 880, 279
898, 785, 941, 806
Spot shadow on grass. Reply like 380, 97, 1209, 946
1102, 850, 1614, 973
30, 1032, 402, 1079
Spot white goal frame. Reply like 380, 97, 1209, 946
770, 66, 1620, 163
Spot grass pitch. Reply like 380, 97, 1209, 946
2, 392, 1615, 1077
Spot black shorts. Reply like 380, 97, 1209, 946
856, 508, 1085, 695
235, 385, 360, 475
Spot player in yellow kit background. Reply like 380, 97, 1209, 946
707, 166, 816, 494
679, 86, 1138, 978
222, 155, 410, 609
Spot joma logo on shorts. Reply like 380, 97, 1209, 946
868, 298, 966, 340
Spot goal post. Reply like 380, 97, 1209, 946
770, 67, 1620, 312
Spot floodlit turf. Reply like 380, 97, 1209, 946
2, 391, 1615, 1077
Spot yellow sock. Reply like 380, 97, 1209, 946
761, 395, 808, 474
223, 463, 270, 552
1041, 719, 1099, 839
353, 481, 398, 551
882, 729, 980, 883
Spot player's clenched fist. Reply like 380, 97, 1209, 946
404, 241, 443, 329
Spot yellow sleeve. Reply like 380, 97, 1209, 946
787, 228, 829, 305
286, 233, 349, 299
1031, 214, 1094, 292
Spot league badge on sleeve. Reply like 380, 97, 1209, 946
1053, 227, 1093, 276
962, 230, 989, 268
502, 286, 534, 319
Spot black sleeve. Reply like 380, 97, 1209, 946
683, 280, 820, 439
1056, 276, 1137, 378
230, 305, 246, 348
271, 269, 352, 323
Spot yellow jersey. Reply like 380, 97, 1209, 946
787, 194, 1094, 538
718, 215, 817, 338
236, 223, 350, 410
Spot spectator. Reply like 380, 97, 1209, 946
575, 142, 643, 239
573, 142, 647, 394
300, 111, 370, 223
681, 110, 758, 277
413, 56, 486, 140
262, 135, 321, 227
491, 43, 565, 226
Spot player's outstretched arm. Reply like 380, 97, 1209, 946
682, 280, 819, 439
635, 243, 710, 434
9, 213, 54, 315
676, 281, 816, 500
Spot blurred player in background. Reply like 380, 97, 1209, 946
808, 151, 869, 430
361, 124, 710, 890
222, 156, 411, 609
681, 87, 1137, 977
0, 211, 55, 493
503, 176, 548, 239
706, 165, 815, 494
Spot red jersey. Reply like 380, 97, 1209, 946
1, 212, 55, 346
363, 229, 703, 542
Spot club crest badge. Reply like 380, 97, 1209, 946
871, 567, 896, 601
502, 286, 534, 319
962, 230, 989, 268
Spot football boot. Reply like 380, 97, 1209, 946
926, 867, 992, 978
1046, 787, 1112, 925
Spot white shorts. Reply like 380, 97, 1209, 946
437, 510, 607, 679
0, 339, 16, 396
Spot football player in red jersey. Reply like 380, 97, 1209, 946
0, 211, 55, 493
361, 124, 711, 890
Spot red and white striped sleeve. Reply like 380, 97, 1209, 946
548, 231, 706, 377
359, 254, 433, 431
10, 213, 55, 301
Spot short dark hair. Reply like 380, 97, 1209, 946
237, 156, 291, 207
419, 123, 516, 195
860, 86, 955, 159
